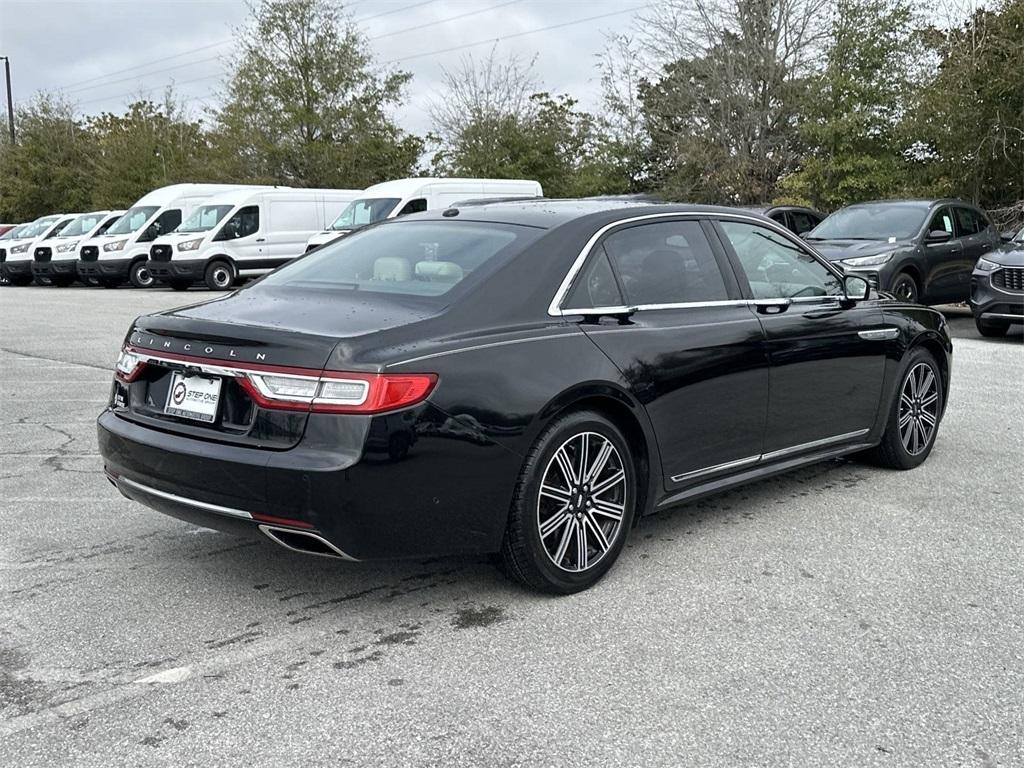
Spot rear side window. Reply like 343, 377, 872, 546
260, 220, 536, 298
216, 206, 260, 240
789, 211, 820, 235
599, 221, 729, 306
565, 249, 623, 308
953, 207, 979, 236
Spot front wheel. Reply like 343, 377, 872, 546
890, 271, 919, 303
204, 260, 235, 291
866, 348, 943, 470
167, 279, 192, 292
975, 316, 1009, 337
129, 260, 155, 289
500, 410, 637, 594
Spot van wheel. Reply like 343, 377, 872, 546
129, 261, 155, 288
204, 260, 235, 291
99, 277, 122, 288
167, 279, 192, 292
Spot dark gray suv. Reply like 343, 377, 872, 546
805, 199, 999, 304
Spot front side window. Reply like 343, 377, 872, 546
45, 218, 75, 238
216, 206, 259, 240
720, 220, 842, 299
105, 206, 160, 235
397, 198, 428, 216
140, 209, 182, 242
178, 204, 235, 233
597, 221, 729, 306
260, 220, 535, 298
927, 208, 955, 237
96, 215, 121, 235
330, 198, 401, 229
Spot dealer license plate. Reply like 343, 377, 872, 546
164, 372, 222, 423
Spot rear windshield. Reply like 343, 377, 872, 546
59, 213, 107, 237
260, 220, 537, 298
178, 204, 235, 233
807, 204, 928, 241
330, 198, 401, 230
105, 206, 160, 235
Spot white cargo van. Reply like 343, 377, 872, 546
77, 184, 267, 288
147, 187, 360, 290
31, 210, 125, 286
304, 178, 543, 251
0, 213, 80, 286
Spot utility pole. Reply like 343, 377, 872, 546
0, 57, 14, 144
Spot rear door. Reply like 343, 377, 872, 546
952, 206, 996, 297
564, 216, 769, 489
714, 217, 888, 457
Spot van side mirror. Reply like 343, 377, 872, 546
926, 229, 952, 244
842, 274, 871, 304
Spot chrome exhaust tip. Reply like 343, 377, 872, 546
258, 525, 357, 561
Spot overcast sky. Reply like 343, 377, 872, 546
0, 0, 648, 136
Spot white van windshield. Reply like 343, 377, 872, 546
0, 224, 29, 240
105, 206, 160, 235
330, 198, 401, 230
15, 216, 60, 239
178, 204, 235, 233
59, 213, 107, 238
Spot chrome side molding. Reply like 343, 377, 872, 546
858, 328, 899, 341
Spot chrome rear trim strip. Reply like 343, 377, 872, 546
981, 312, 1024, 320
670, 454, 761, 484
118, 476, 254, 521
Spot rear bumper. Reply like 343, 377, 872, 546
98, 404, 517, 560
77, 258, 131, 278
148, 258, 203, 280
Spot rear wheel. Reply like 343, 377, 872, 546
975, 316, 1009, 337
167, 279, 192, 292
890, 271, 919, 303
129, 260, 155, 289
99, 277, 121, 289
52, 275, 76, 287
7, 274, 33, 287
204, 260, 235, 291
500, 410, 637, 594
866, 348, 942, 470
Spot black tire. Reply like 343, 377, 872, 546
99, 277, 122, 289
865, 348, 943, 470
129, 260, 155, 289
204, 259, 235, 291
387, 432, 411, 461
890, 271, 919, 303
975, 316, 1009, 337
167, 279, 192, 292
52, 275, 76, 287
7, 274, 33, 287
500, 410, 638, 594
32, 275, 52, 286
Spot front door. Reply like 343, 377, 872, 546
714, 218, 888, 456
563, 217, 770, 489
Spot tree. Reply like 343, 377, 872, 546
88, 93, 212, 209
212, 0, 422, 188
638, 0, 826, 204
908, 0, 1024, 208
780, 0, 920, 209
0, 94, 96, 221
593, 34, 651, 193
430, 50, 621, 197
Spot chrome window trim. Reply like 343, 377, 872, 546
548, 211, 844, 317
118, 476, 254, 521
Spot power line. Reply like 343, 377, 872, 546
55, 0, 441, 93
73, 3, 651, 111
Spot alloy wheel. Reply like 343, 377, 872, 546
898, 362, 939, 455
536, 431, 627, 573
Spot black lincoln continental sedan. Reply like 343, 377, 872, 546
98, 200, 952, 593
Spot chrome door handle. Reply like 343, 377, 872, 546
753, 298, 791, 314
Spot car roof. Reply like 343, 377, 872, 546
845, 198, 980, 209
411, 198, 778, 229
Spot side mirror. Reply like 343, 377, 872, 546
1001, 230, 1017, 243
926, 229, 952, 244
843, 274, 871, 303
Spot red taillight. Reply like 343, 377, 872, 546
114, 348, 147, 383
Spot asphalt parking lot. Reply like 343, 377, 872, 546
1, 285, 1021, 767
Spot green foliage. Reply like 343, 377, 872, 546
211, 0, 421, 188
0, 95, 96, 221
432, 92, 627, 198
781, 0, 919, 209
88, 98, 212, 209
